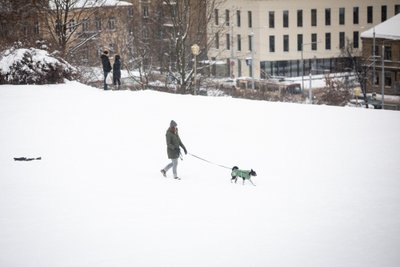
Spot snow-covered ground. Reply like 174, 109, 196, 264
1, 81, 400, 267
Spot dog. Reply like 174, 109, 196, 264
231, 166, 257, 186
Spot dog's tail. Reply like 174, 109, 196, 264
232, 166, 239, 171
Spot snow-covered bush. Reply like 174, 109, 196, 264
0, 46, 77, 85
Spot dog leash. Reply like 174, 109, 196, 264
188, 153, 231, 170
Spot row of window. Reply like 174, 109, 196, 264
216, 5, 400, 28
260, 58, 396, 83
216, 32, 362, 53
55, 17, 118, 33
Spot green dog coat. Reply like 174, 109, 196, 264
231, 169, 252, 179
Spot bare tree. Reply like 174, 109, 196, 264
162, 0, 226, 94
339, 38, 370, 108
33, 0, 106, 59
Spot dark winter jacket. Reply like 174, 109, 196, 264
166, 127, 186, 159
101, 54, 112, 72
113, 56, 121, 79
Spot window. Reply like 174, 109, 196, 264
353, 7, 359, 24
396, 5, 400, 15
248, 11, 252, 28
108, 17, 116, 30
142, 28, 149, 39
237, 10, 241, 27
297, 34, 303, 51
339, 8, 345, 25
248, 35, 253, 51
69, 19, 77, 32
237, 34, 241, 51
325, 33, 331, 50
353, 31, 359, 48
215, 33, 219, 49
237, 59, 242, 77
269, 35, 275, 52
226, 34, 230, 50
95, 18, 101, 31
325, 8, 331, 26
367, 6, 373, 23
297, 10, 303, 27
381, 6, 387, 21
269, 11, 275, 28
311, 33, 317, 50
34, 20, 40, 35
283, 10, 289, 28
143, 5, 149, 18
311, 9, 317, 26
55, 19, 61, 34
82, 18, 89, 32
339, 32, 345, 49
384, 71, 392, 87
225, 10, 230, 26
373, 45, 380, 58
215, 9, 219, 25
384, 46, 392, 60
283, 35, 289, 52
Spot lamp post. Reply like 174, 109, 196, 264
191, 44, 200, 95
381, 44, 385, 109
301, 41, 320, 103
249, 31, 255, 90
372, 27, 376, 93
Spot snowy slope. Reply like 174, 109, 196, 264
0, 81, 400, 267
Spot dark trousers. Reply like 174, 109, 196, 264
103, 71, 109, 90
113, 77, 121, 86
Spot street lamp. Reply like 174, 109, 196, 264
191, 44, 200, 95
381, 43, 385, 109
301, 41, 320, 103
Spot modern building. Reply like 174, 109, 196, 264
208, 0, 400, 80
361, 13, 400, 97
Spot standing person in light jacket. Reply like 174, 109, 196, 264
101, 50, 112, 90
113, 54, 121, 90
161, 120, 187, 180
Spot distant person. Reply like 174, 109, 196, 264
161, 120, 187, 180
113, 54, 121, 90
101, 50, 112, 90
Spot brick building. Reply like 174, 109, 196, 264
361, 14, 400, 97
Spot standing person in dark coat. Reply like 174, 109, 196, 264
101, 50, 112, 90
161, 120, 187, 180
113, 54, 121, 90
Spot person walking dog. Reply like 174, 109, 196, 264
161, 120, 187, 180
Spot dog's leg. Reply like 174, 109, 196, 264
249, 178, 256, 186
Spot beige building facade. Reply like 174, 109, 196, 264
209, 0, 400, 79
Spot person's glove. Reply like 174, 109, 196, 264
183, 147, 187, 155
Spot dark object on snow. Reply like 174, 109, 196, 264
14, 157, 42, 161
231, 166, 257, 186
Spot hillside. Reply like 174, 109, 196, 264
1, 81, 400, 267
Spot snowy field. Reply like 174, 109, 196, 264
1, 81, 400, 267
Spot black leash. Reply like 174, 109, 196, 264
188, 153, 231, 170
